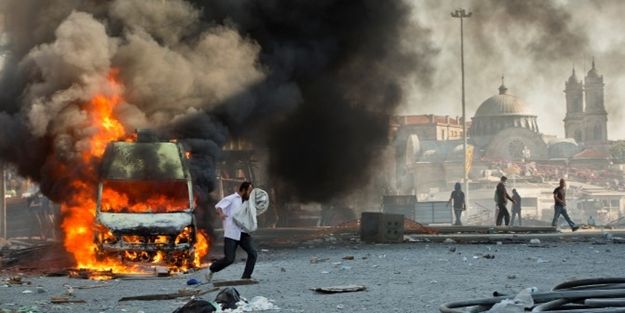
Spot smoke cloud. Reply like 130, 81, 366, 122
0, 0, 435, 205
403, 0, 625, 139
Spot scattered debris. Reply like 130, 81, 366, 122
172, 299, 217, 313
482, 254, 496, 259
215, 287, 241, 310
5, 276, 31, 286
448, 247, 456, 253
529, 238, 541, 245
36, 286, 45, 294
21, 290, 33, 294
342, 256, 354, 260
312, 285, 367, 294
280, 267, 286, 272
68, 268, 115, 280
186, 278, 200, 286
50, 296, 87, 304
507, 275, 517, 279
119, 287, 219, 302
212, 279, 258, 287
309, 256, 330, 264
443, 238, 456, 244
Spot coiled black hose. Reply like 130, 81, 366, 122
440, 278, 625, 312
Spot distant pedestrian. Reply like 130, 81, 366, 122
588, 216, 596, 227
447, 182, 466, 226
495, 176, 515, 226
510, 189, 522, 226
552, 178, 579, 232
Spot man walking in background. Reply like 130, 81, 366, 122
206, 181, 258, 281
448, 182, 466, 226
495, 176, 515, 226
510, 189, 522, 226
552, 178, 579, 232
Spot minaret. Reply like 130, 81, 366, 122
498, 75, 507, 95
564, 67, 584, 142
583, 59, 608, 143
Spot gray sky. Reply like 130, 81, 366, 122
402, 0, 625, 140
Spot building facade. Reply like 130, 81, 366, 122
564, 61, 608, 145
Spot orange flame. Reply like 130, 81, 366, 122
60, 69, 209, 276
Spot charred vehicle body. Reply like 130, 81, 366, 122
94, 132, 197, 266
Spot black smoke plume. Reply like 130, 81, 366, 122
0, 0, 436, 206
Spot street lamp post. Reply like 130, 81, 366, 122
451, 8, 471, 213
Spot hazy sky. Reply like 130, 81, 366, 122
402, 0, 625, 140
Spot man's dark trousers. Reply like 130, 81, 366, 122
209, 233, 257, 279
551, 205, 576, 228
496, 203, 510, 226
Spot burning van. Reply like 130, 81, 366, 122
93, 133, 198, 267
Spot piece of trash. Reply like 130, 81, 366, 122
261, 249, 270, 252
186, 278, 200, 286
310, 256, 329, 264
36, 286, 46, 294
312, 285, 367, 294
448, 247, 456, 253
444, 238, 456, 244
496, 241, 503, 245
340, 266, 352, 271
507, 275, 517, 279
332, 262, 343, 266
487, 287, 536, 312
342, 256, 355, 260
529, 238, 541, 245
172, 298, 217, 313
22, 290, 33, 294
50, 296, 87, 304
235, 296, 279, 311
280, 267, 286, 272
337, 304, 345, 309
215, 287, 241, 310
483, 254, 496, 259
320, 271, 330, 274
462, 257, 468, 262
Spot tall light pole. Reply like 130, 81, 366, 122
0, 161, 5, 239
451, 8, 471, 213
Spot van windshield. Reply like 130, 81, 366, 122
100, 180, 190, 213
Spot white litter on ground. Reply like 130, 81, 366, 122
222, 296, 279, 312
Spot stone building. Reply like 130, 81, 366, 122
564, 60, 608, 145
469, 79, 548, 161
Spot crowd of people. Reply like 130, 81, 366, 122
448, 176, 579, 231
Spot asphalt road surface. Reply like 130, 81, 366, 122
1, 239, 623, 313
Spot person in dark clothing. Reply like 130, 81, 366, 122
510, 189, 522, 226
495, 176, 515, 226
552, 178, 579, 232
447, 182, 466, 226
206, 182, 257, 281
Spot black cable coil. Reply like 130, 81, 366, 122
440, 278, 625, 312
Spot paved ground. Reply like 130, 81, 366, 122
1, 236, 624, 313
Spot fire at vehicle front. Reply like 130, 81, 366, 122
93, 137, 199, 268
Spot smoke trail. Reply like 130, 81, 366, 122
190, 0, 438, 202
0, 0, 439, 207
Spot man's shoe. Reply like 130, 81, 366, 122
572, 226, 580, 232
204, 270, 213, 282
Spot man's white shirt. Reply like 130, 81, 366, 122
216, 193, 245, 241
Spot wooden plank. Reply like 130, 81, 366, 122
118, 287, 219, 302
50, 296, 87, 304
312, 285, 367, 294
212, 279, 258, 287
